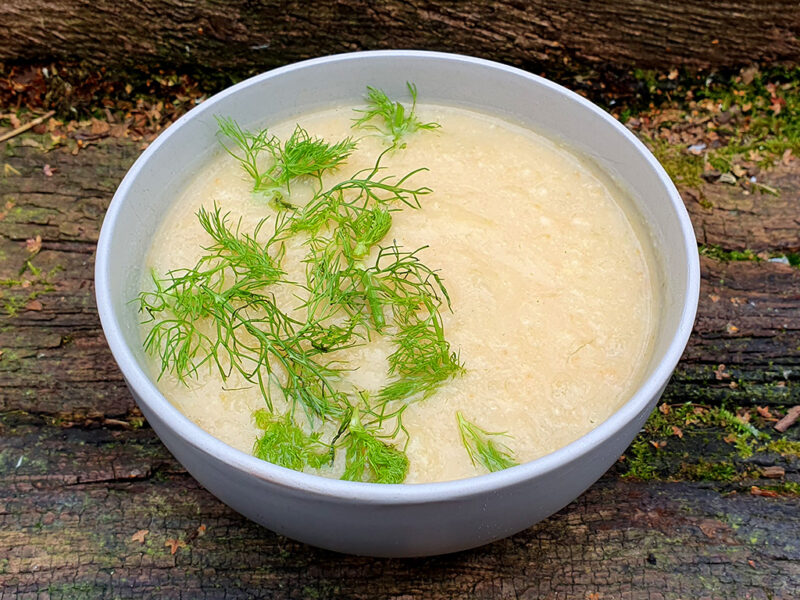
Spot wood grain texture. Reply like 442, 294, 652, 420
686, 164, 800, 252
1, 124, 800, 597
0, 139, 134, 418
0, 1, 799, 74
1, 417, 798, 599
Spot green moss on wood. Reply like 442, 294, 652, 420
622, 401, 798, 483
764, 439, 800, 457
699, 245, 761, 262
679, 460, 738, 482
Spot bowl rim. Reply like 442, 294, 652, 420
95, 49, 700, 503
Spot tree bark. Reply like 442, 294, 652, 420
0, 1, 798, 75
686, 163, 800, 253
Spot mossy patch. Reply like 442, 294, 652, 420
679, 459, 738, 482
699, 245, 760, 262
645, 135, 704, 189
43, 582, 107, 600
697, 67, 800, 164
622, 401, 797, 484
758, 481, 800, 496
764, 439, 800, 457
0, 257, 60, 317
621, 66, 800, 198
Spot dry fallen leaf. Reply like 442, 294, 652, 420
3, 163, 21, 177
25, 299, 43, 312
185, 523, 207, 544
109, 123, 129, 138
731, 164, 746, 178
756, 406, 773, 419
774, 405, 800, 433
671, 425, 683, 438
740, 66, 758, 85
165, 538, 187, 555
131, 529, 149, 544
25, 235, 42, 254
750, 486, 779, 498
761, 466, 785, 479
698, 519, 724, 539
90, 119, 111, 135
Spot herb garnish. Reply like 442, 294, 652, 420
253, 410, 331, 470
216, 117, 356, 207
456, 412, 519, 473
140, 86, 518, 482
353, 83, 440, 147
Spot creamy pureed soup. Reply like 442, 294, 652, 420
142, 101, 657, 483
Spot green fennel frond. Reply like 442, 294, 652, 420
456, 412, 519, 473
137, 205, 286, 382
264, 125, 357, 198
340, 408, 409, 484
290, 154, 431, 236
215, 116, 275, 189
379, 311, 464, 402
217, 117, 356, 204
144, 86, 468, 482
253, 411, 332, 470
352, 83, 440, 147
138, 204, 349, 419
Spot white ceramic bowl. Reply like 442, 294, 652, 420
95, 50, 699, 557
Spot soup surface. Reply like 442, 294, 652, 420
142, 102, 657, 483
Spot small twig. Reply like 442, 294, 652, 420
774, 405, 800, 433
0, 110, 56, 143
102, 418, 131, 429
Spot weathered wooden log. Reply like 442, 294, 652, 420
0, 139, 133, 418
685, 164, 800, 252
0, 1, 799, 74
1, 416, 798, 599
